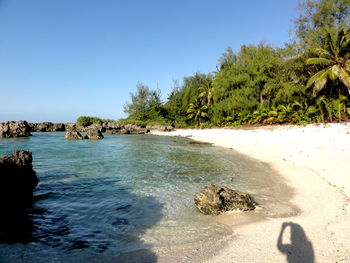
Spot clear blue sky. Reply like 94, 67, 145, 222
0, 0, 301, 122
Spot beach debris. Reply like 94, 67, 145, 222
0, 120, 32, 138
194, 185, 256, 215
64, 125, 84, 140
0, 150, 39, 209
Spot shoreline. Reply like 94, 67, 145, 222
151, 123, 350, 262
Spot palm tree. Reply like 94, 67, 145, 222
187, 101, 208, 127
306, 29, 350, 96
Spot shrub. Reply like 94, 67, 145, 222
76, 116, 103, 127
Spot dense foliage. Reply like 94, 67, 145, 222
122, 0, 350, 128
76, 116, 115, 126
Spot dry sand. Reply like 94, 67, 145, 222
151, 123, 350, 263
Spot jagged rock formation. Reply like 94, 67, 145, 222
0, 121, 31, 138
64, 125, 84, 140
194, 185, 256, 215
29, 122, 66, 132
146, 125, 174, 132
0, 150, 39, 242
0, 150, 39, 209
84, 126, 104, 140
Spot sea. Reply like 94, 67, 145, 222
0, 132, 298, 262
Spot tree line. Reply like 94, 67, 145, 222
122, 0, 350, 127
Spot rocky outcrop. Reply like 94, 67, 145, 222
146, 125, 174, 132
30, 122, 66, 132
0, 121, 31, 138
64, 125, 83, 140
84, 126, 104, 140
194, 185, 256, 215
0, 150, 39, 209
104, 123, 122, 134
103, 123, 149, 135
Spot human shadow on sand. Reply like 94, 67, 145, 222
277, 222, 314, 263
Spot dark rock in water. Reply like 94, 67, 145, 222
0, 150, 39, 209
194, 185, 256, 215
84, 126, 104, 140
64, 125, 84, 140
0, 209, 36, 243
0, 121, 31, 138
0, 150, 39, 243
105, 126, 122, 134
120, 129, 131, 134
30, 122, 66, 132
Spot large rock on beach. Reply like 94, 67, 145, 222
0, 150, 39, 209
64, 125, 84, 140
0, 121, 31, 138
194, 185, 256, 215
84, 127, 104, 140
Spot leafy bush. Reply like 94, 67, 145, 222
76, 116, 103, 127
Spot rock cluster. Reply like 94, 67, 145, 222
194, 185, 256, 215
84, 126, 104, 140
146, 125, 174, 132
1, 120, 174, 139
0, 121, 32, 138
29, 122, 66, 132
64, 125, 84, 140
0, 150, 39, 209
101, 123, 151, 135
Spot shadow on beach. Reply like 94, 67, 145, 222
277, 222, 314, 263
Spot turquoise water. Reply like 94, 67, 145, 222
0, 133, 295, 262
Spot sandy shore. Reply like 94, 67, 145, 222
151, 123, 350, 263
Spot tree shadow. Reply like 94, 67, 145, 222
277, 222, 314, 263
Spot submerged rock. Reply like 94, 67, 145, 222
64, 125, 84, 140
0, 150, 39, 209
194, 185, 256, 215
0, 121, 31, 138
84, 127, 104, 140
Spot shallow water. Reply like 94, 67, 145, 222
0, 133, 296, 262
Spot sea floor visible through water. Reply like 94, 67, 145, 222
0, 132, 298, 262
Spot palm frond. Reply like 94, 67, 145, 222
313, 70, 329, 96
305, 58, 333, 66
306, 67, 330, 89
328, 65, 340, 81
345, 61, 350, 72
338, 67, 350, 94
313, 48, 332, 59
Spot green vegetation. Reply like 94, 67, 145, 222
76, 116, 116, 126
121, 0, 350, 128
76, 116, 103, 126
121, 82, 170, 126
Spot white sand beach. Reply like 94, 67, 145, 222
151, 123, 350, 262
